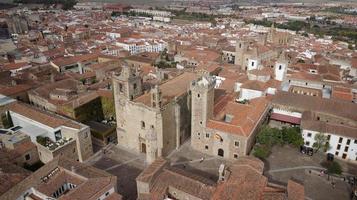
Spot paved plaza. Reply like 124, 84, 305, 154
264, 145, 356, 200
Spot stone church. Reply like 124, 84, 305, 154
113, 64, 195, 163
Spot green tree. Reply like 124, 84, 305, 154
312, 133, 329, 153
327, 161, 342, 175
253, 145, 270, 159
282, 127, 304, 147
256, 126, 283, 147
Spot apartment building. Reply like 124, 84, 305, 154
271, 92, 357, 163
2, 101, 93, 163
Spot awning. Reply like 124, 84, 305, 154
270, 113, 301, 125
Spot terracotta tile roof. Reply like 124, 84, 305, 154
52, 53, 99, 67
7, 102, 82, 129
0, 156, 118, 200
270, 113, 301, 125
287, 180, 304, 200
301, 111, 357, 139
0, 155, 31, 196
138, 157, 302, 200
207, 97, 269, 137
105, 192, 123, 200
2, 62, 31, 71
331, 86, 353, 102
0, 84, 33, 96
12, 140, 37, 156
272, 91, 357, 121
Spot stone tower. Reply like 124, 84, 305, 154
274, 52, 288, 81
113, 64, 143, 129
150, 85, 162, 109
268, 23, 276, 43
113, 64, 142, 101
235, 39, 249, 69
145, 126, 158, 164
190, 72, 215, 150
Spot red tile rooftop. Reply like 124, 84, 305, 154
208, 97, 269, 137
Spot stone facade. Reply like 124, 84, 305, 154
191, 74, 270, 160
113, 65, 193, 164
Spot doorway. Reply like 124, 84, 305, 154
218, 148, 224, 157
141, 143, 146, 153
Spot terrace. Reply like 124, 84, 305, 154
36, 136, 74, 151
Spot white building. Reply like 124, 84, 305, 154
4, 102, 93, 163
130, 9, 172, 17
301, 111, 357, 163
271, 92, 357, 163
116, 38, 167, 55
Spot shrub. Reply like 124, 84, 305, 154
253, 145, 270, 159
327, 161, 342, 175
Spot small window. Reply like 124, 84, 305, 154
307, 133, 312, 137
354, 139, 357, 144
339, 137, 343, 143
197, 94, 200, 98
335, 151, 339, 156
345, 146, 349, 152
234, 154, 238, 159
25, 154, 30, 161
234, 141, 239, 147
342, 153, 347, 159
327, 135, 330, 140
220, 138, 223, 143
141, 121, 145, 129
305, 141, 310, 146
205, 145, 208, 150
197, 132, 200, 136
119, 83, 123, 92
337, 144, 341, 150
205, 133, 210, 138
105, 192, 110, 196
133, 83, 137, 90
279, 65, 282, 70
347, 139, 351, 145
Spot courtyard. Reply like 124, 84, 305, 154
87, 141, 357, 200
87, 144, 146, 200
264, 145, 357, 200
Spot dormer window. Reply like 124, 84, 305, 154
224, 114, 234, 123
